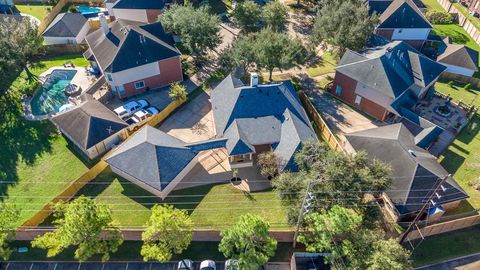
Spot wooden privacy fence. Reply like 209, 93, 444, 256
440, 72, 480, 90
437, 0, 480, 46
44, 44, 88, 55
299, 92, 345, 153
404, 214, 480, 241
16, 229, 296, 242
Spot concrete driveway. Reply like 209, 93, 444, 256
158, 91, 215, 143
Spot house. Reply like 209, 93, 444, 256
42, 13, 90, 45
110, 0, 171, 23
366, 0, 426, 14
331, 40, 446, 121
211, 74, 317, 171
105, 125, 202, 199
0, 0, 13, 14
437, 44, 479, 77
374, 0, 432, 49
345, 123, 468, 221
51, 97, 128, 159
84, 15, 183, 98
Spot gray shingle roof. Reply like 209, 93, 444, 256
346, 123, 468, 215
43, 13, 87, 38
106, 126, 198, 191
437, 44, 479, 71
112, 0, 170, 9
378, 0, 432, 29
336, 41, 446, 99
85, 20, 180, 73
211, 75, 317, 170
51, 99, 128, 150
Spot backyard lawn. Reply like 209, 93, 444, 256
73, 168, 291, 230
306, 52, 338, 78
434, 80, 480, 107
409, 225, 480, 267
1, 54, 90, 226
15, 4, 52, 21
422, 0, 445, 12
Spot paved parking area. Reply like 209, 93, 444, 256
158, 91, 215, 143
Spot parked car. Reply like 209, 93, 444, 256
131, 106, 160, 123
225, 259, 240, 270
199, 260, 216, 270
177, 259, 194, 270
113, 99, 149, 119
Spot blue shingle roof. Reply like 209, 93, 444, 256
378, 0, 432, 29
113, 0, 170, 10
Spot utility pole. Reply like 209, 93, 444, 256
292, 180, 314, 248
399, 174, 451, 244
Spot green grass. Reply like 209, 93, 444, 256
409, 225, 480, 267
15, 4, 52, 21
1, 54, 90, 226
422, 0, 445, 12
306, 52, 338, 78
73, 168, 291, 230
8, 240, 293, 261
432, 24, 480, 51
434, 80, 480, 107
453, 2, 480, 33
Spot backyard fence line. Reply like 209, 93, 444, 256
44, 44, 89, 55
440, 72, 480, 96
299, 91, 346, 153
404, 214, 480, 241
436, 0, 480, 46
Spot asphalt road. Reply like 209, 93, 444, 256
417, 253, 480, 270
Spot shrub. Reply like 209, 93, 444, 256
464, 83, 472, 90
426, 11, 453, 24
257, 151, 279, 179
68, 5, 78, 13
168, 82, 187, 101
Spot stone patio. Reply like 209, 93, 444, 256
415, 96, 468, 132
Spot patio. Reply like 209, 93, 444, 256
415, 95, 469, 132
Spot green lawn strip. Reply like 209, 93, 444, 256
422, 0, 445, 12
306, 52, 338, 78
73, 168, 291, 230
9, 240, 293, 262
453, 3, 480, 33
434, 80, 480, 107
409, 225, 480, 267
432, 24, 480, 51
15, 4, 52, 21
2, 54, 90, 226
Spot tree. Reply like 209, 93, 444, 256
262, 1, 288, 32
368, 239, 413, 270
219, 34, 256, 74
257, 151, 279, 179
161, 5, 221, 59
255, 28, 308, 81
271, 171, 308, 201
31, 196, 123, 262
169, 82, 187, 101
312, 0, 378, 54
219, 214, 277, 269
141, 205, 193, 262
232, 1, 262, 32
0, 203, 19, 260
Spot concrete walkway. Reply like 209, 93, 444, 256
416, 253, 480, 270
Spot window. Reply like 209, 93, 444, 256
335, 84, 343, 95
106, 73, 113, 82
354, 95, 362, 105
134, 81, 145, 89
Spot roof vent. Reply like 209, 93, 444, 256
386, 47, 393, 52
440, 185, 447, 192
408, 149, 417, 157
250, 72, 259, 87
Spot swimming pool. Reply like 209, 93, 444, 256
77, 5, 103, 18
30, 69, 77, 116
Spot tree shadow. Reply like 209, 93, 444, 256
440, 148, 466, 175
456, 115, 480, 145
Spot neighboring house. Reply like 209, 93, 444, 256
437, 44, 479, 77
331, 40, 446, 121
0, 0, 13, 14
106, 125, 202, 199
345, 123, 468, 222
51, 98, 128, 159
374, 0, 432, 49
42, 13, 90, 45
211, 74, 317, 171
105, 0, 119, 18
111, 0, 171, 23
84, 15, 183, 98
367, 0, 426, 14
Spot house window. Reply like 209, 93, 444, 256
354, 95, 362, 105
134, 81, 145, 89
106, 73, 113, 82
335, 84, 343, 95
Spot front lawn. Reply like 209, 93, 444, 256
15, 4, 52, 21
73, 168, 291, 230
409, 225, 480, 267
1, 54, 90, 226
306, 52, 338, 78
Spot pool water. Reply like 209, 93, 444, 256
30, 70, 77, 116
77, 5, 101, 14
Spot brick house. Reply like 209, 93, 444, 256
107, 0, 172, 23
373, 0, 432, 50
331, 40, 446, 121
84, 15, 183, 98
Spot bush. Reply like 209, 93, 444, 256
68, 5, 78, 13
426, 11, 453, 24
168, 82, 187, 101
464, 83, 472, 90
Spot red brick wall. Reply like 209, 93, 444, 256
331, 71, 389, 121
146, 9, 162, 23
120, 57, 183, 98
375, 29, 394, 40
